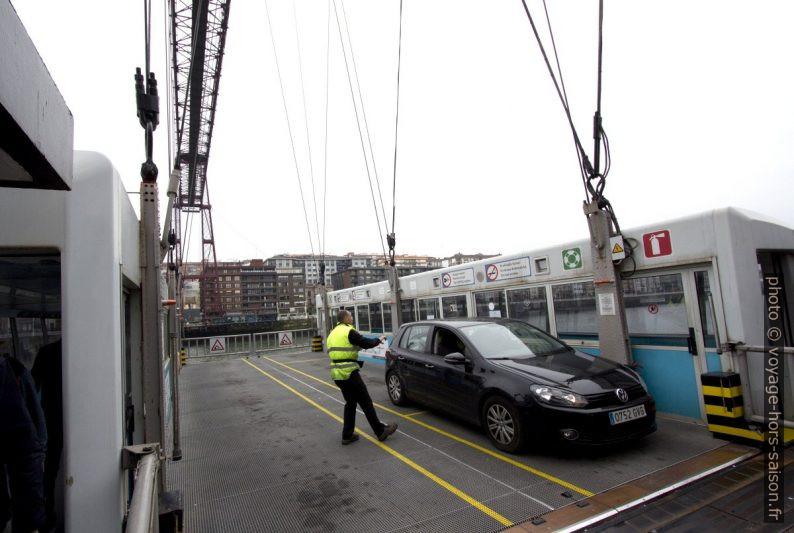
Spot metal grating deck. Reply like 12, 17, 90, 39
167, 352, 739, 532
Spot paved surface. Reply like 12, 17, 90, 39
167, 350, 738, 532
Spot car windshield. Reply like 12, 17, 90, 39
459, 322, 569, 359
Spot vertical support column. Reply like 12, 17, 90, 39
140, 180, 166, 490
388, 266, 402, 334
168, 270, 182, 461
584, 201, 631, 364
319, 284, 332, 336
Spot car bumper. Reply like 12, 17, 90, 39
520, 397, 657, 445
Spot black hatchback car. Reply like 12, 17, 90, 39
385, 318, 656, 452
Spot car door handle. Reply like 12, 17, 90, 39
397, 355, 406, 361
424, 363, 435, 369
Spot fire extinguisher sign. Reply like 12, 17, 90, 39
642, 230, 672, 258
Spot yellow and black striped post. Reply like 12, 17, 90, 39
701, 372, 761, 443
180, 349, 187, 366
311, 336, 324, 352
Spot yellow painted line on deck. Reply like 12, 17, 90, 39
241, 357, 511, 527
282, 358, 322, 364
404, 410, 428, 418
260, 355, 593, 497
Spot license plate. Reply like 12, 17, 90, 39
608, 405, 647, 425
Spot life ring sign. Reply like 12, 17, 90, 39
648, 304, 659, 314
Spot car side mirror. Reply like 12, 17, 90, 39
443, 352, 467, 365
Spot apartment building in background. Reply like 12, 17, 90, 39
330, 265, 437, 289
180, 251, 486, 323
440, 253, 499, 267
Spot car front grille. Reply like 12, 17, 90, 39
585, 384, 648, 408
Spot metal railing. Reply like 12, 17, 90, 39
123, 444, 161, 533
181, 328, 317, 360
734, 344, 794, 428
253, 329, 315, 354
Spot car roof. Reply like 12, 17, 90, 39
399, 317, 519, 329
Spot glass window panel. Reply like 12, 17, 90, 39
382, 304, 393, 333
431, 327, 467, 357
417, 298, 440, 320
369, 303, 383, 333
474, 290, 506, 318
694, 271, 717, 348
622, 273, 689, 343
0, 255, 62, 367
507, 287, 549, 331
0, 318, 12, 359
552, 282, 597, 339
356, 305, 370, 331
401, 299, 416, 323
441, 295, 468, 318
460, 321, 566, 359
400, 324, 431, 352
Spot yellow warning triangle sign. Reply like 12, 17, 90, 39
612, 242, 624, 254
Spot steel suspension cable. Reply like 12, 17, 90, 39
339, 0, 391, 236
596, 0, 604, 124
390, 0, 404, 239
143, 0, 152, 79
518, 0, 591, 198
540, 0, 588, 198
542, 0, 569, 109
163, 0, 174, 172
264, 0, 316, 257
183, 211, 194, 261
322, 0, 331, 260
591, 0, 606, 197
293, 0, 322, 261
332, 0, 388, 260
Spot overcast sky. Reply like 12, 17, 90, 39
13, 0, 794, 263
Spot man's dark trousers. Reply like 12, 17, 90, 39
335, 370, 383, 439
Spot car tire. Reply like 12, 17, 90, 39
386, 371, 409, 406
482, 396, 525, 453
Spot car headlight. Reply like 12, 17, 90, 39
530, 385, 588, 408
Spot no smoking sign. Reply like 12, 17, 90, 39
486, 264, 499, 281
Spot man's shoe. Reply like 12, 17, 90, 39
341, 433, 359, 445
378, 423, 398, 442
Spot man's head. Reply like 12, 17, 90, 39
337, 309, 353, 325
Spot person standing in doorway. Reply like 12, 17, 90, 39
0, 354, 46, 533
32, 339, 62, 533
327, 309, 397, 445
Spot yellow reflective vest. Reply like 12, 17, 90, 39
327, 323, 360, 381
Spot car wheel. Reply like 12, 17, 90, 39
386, 371, 409, 406
482, 397, 525, 453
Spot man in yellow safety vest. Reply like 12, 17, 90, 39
327, 309, 397, 445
